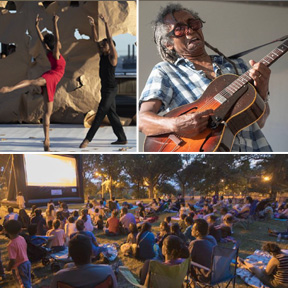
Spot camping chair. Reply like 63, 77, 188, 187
189, 242, 239, 288
119, 257, 190, 288
234, 200, 259, 230
57, 275, 113, 288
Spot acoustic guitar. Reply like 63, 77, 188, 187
144, 39, 288, 152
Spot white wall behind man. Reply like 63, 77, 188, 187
138, 1, 288, 152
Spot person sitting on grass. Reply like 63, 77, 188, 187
127, 223, 138, 244
70, 219, 106, 259
171, 222, 186, 242
80, 209, 94, 232
50, 234, 117, 288
207, 215, 222, 242
178, 213, 187, 232
238, 242, 288, 288
139, 235, 189, 285
164, 216, 172, 227
137, 202, 146, 219
96, 214, 104, 230
120, 207, 136, 234
45, 203, 56, 225
3, 207, 19, 224
157, 221, 171, 252
46, 219, 66, 252
64, 216, 77, 243
4, 220, 32, 288
183, 216, 195, 244
120, 223, 139, 256
30, 208, 47, 235
136, 222, 155, 260
18, 209, 30, 230
105, 210, 120, 236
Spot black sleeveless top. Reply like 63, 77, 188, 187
99, 54, 117, 89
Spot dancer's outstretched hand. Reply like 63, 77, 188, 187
88, 16, 95, 26
53, 14, 59, 23
0, 87, 12, 93
99, 14, 106, 23
35, 14, 42, 26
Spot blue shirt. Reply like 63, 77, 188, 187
140, 56, 272, 152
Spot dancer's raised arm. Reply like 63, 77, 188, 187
53, 14, 61, 60
35, 14, 50, 53
99, 14, 117, 66
88, 16, 98, 42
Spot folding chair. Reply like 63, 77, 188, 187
57, 275, 113, 288
119, 257, 190, 288
234, 200, 259, 230
189, 242, 239, 288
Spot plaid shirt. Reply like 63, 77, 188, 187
140, 56, 272, 152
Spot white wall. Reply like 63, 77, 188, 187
138, 1, 288, 152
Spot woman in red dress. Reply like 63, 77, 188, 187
0, 14, 66, 151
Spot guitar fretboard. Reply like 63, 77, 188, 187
215, 39, 288, 101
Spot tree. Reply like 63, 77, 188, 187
141, 154, 182, 198
82, 154, 125, 200
248, 154, 288, 198
122, 155, 147, 199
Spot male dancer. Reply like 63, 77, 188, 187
79, 14, 127, 148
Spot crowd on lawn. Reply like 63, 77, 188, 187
0, 193, 288, 288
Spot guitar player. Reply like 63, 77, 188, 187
139, 3, 271, 152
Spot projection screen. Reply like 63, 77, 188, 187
24, 154, 77, 187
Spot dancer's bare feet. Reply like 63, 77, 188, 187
44, 140, 50, 152
79, 139, 89, 148
0, 86, 12, 93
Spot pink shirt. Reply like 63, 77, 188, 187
46, 229, 65, 247
7, 235, 29, 269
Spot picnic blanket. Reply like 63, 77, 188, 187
100, 243, 118, 262
136, 216, 159, 225
49, 244, 118, 263
237, 249, 288, 288
50, 247, 71, 262
236, 250, 271, 288
273, 217, 288, 222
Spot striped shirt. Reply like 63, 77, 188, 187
140, 56, 272, 152
274, 253, 288, 284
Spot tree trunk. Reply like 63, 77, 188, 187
148, 184, 153, 199
109, 176, 113, 200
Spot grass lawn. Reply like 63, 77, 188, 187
0, 208, 287, 287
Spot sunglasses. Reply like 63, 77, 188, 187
167, 19, 203, 38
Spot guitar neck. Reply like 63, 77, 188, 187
223, 39, 288, 96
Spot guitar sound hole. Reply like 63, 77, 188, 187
179, 106, 197, 116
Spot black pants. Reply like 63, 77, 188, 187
85, 86, 127, 142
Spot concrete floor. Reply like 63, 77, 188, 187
0, 124, 136, 152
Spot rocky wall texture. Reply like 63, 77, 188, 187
0, 1, 136, 123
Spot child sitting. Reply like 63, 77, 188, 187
46, 219, 66, 252
64, 216, 77, 243
120, 223, 138, 256
178, 214, 187, 232
4, 220, 31, 287
164, 216, 172, 227
96, 215, 104, 230
105, 210, 120, 236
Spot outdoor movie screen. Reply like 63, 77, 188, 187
24, 155, 78, 187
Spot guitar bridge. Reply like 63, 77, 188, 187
159, 134, 183, 152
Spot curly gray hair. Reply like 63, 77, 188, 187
153, 3, 204, 63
